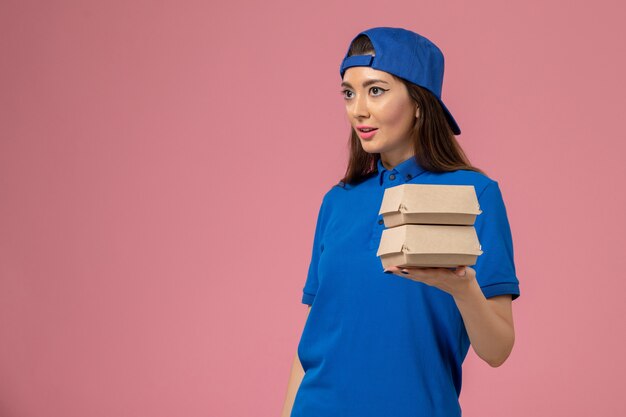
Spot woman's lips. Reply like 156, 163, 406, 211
357, 128, 378, 139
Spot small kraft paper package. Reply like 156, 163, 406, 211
376, 184, 484, 269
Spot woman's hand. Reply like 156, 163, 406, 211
383, 265, 476, 299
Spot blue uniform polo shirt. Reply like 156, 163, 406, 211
292, 155, 520, 417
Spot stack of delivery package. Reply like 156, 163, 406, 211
376, 184, 484, 269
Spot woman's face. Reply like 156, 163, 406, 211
341, 66, 419, 163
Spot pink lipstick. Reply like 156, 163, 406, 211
356, 125, 378, 140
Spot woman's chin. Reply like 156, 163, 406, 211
361, 141, 384, 154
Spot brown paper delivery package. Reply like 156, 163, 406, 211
376, 184, 484, 269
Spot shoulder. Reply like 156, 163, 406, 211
317, 181, 346, 208
333, 171, 378, 191
316, 173, 377, 214
430, 168, 500, 200
443, 170, 513, 221
320, 181, 349, 207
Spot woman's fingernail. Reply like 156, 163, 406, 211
401, 270, 409, 274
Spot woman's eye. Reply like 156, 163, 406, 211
340, 87, 387, 99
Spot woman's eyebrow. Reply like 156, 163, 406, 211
341, 79, 390, 88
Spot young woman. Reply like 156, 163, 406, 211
281, 27, 520, 417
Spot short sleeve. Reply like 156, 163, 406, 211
473, 181, 521, 300
301, 193, 330, 305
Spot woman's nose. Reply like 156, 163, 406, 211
351, 94, 369, 118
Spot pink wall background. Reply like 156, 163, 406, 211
2, 0, 625, 416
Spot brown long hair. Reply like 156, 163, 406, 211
338, 35, 486, 187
